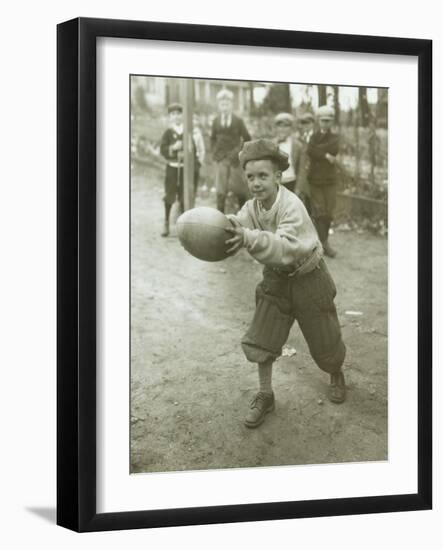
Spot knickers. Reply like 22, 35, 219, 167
241, 259, 346, 373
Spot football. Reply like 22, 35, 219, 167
176, 207, 232, 262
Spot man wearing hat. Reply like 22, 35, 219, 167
224, 138, 347, 428
308, 105, 340, 257
210, 88, 251, 213
159, 103, 185, 237
273, 112, 302, 194
296, 112, 315, 213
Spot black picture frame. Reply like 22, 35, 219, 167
57, 17, 432, 532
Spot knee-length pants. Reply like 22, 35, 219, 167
241, 259, 346, 374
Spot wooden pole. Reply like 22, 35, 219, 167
354, 103, 360, 185
181, 79, 195, 211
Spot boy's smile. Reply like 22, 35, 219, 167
244, 159, 281, 210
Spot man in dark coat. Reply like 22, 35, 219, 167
210, 89, 251, 212
308, 105, 340, 257
296, 112, 315, 214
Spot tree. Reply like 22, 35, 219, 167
333, 85, 340, 125
317, 84, 327, 106
358, 87, 371, 127
261, 83, 291, 113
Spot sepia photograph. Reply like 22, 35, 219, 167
130, 76, 388, 474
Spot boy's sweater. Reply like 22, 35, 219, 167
228, 185, 322, 273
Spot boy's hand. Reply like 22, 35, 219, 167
225, 218, 245, 255
171, 140, 183, 151
325, 152, 336, 164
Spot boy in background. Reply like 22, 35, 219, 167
159, 103, 184, 237
308, 105, 340, 257
273, 112, 301, 193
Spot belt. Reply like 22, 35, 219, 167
271, 245, 323, 279
168, 161, 184, 168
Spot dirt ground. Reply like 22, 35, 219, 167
130, 164, 388, 474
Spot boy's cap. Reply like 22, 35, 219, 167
167, 103, 183, 114
239, 139, 289, 171
216, 89, 234, 101
298, 112, 315, 123
316, 105, 334, 119
274, 112, 294, 126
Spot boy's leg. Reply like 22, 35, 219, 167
244, 359, 275, 428
161, 201, 172, 237
215, 160, 229, 212
241, 270, 295, 427
177, 165, 185, 214
162, 165, 178, 237
321, 184, 338, 257
229, 164, 250, 212
311, 185, 337, 257
292, 260, 347, 402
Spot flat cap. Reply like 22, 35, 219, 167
274, 112, 294, 125
167, 103, 183, 113
316, 105, 335, 119
239, 139, 290, 172
216, 89, 234, 101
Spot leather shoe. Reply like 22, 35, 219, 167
161, 222, 170, 237
323, 241, 337, 258
329, 370, 346, 403
244, 391, 275, 428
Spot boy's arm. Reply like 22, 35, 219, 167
225, 203, 255, 255
160, 129, 180, 160
241, 202, 318, 267
308, 134, 339, 159
226, 202, 254, 230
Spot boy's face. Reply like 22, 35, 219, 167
319, 117, 333, 132
218, 98, 233, 115
169, 110, 182, 126
244, 159, 281, 207
275, 123, 292, 141
300, 120, 314, 134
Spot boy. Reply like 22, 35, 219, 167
225, 139, 346, 428
273, 112, 301, 193
159, 103, 185, 237
307, 105, 340, 257
210, 89, 251, 213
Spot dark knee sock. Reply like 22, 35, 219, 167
314, 216, 329, 243
164, 202, 172, 223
